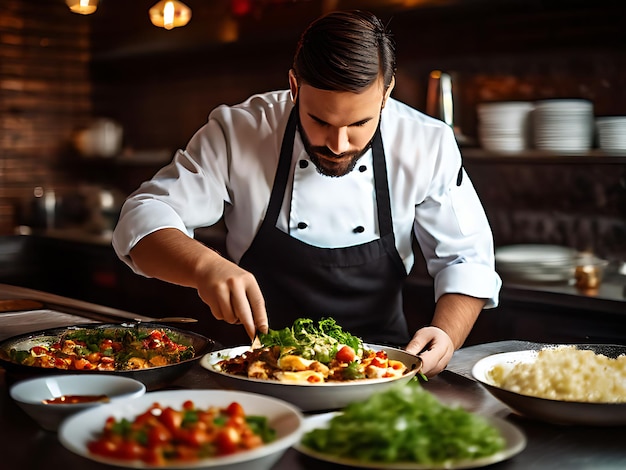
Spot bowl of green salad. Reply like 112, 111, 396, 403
295, 380, 527, 469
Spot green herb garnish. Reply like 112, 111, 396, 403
258, 318, 363, 364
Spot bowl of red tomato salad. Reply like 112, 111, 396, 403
58, 389, 304, 469
0, 323, 216, 391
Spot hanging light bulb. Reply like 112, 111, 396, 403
149, 0, 192, 30
66, 0, 99, 15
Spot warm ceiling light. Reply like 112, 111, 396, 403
66, 0, 98, 15
149, 0, 192, 30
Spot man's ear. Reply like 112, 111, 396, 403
382, 76, 395, 108
288, 69, 298, 104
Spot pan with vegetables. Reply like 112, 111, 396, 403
0, 323, 215, 390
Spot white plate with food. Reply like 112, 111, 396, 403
200, 318, 422, 411
58, 389, 304, 469
471, 344, 626, 426
294, 382, 526, 469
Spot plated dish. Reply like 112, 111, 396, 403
0, 323, 215, 390
296, 413, 525, 469
471, 344, 626, 426
201, 344, 421, 411
58, 389, 304, 470
294, 379, 527, 470
201, 318, 422, 411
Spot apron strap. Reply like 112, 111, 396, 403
264, 106, 298, 225
371, 124, 406, 275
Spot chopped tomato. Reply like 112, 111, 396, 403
335, 345, 356, 363
370, 356, 387, 368
87, 400, 273, 464
226, 401, 245, 418
159, 407, 183, 432
216, 426, 240, 455
117, 441, 144, 460
147, 424, 172, 447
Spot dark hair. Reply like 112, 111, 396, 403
292, 10, 396, 93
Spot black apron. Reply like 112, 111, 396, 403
239, 107, 410, 346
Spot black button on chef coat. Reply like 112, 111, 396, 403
239, 106, 410, 346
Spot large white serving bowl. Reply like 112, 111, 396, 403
58, 389, 304, 470
200, 343, 422, 412
471, 344, 626, 426
10, 374, 146, 431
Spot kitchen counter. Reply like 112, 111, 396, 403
0, 285, 625, 469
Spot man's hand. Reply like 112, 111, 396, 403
405, 326, 454, 377
129, 228, 269, 340
194, 257, 268, 340
405, 293, 486, 377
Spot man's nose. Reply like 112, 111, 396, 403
326, 127, 350, 155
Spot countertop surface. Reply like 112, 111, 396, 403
0, 284, 625, 469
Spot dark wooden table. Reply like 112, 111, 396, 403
1, 283, 625, 469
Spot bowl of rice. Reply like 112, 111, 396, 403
471, 343, 626, 426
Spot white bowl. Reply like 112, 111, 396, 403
471, 344, 626, 426
10, 374, 146, 431
58, 389, 304, 470
200, 343, 423, 411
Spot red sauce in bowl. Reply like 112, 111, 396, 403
43, 394, 110, 405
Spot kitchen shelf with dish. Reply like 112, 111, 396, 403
461, 147, 626, 164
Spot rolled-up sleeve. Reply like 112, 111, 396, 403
112, 119, 230, 275
413, 126, 502, 308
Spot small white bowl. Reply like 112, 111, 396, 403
10, 374, 146, 431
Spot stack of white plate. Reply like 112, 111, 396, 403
495, 244, 577, 283
477, 101, 534, 152
533, 99, 594, 153
596, 116, 626, 154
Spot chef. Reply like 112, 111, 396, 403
112, 10, 501, 377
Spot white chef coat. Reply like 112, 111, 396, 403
112, 90, 502, 308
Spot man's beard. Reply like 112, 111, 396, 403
298, 123, 372, 178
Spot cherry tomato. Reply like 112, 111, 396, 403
159, 407, 183, 432
216, 426, 240, 455
336, 345, 356, 363
182, 400, 195, 410
87, 438, 118, 457
142, 447, 166, 466
117, 441, 144, 460
147, 424, 173, 447
226, 401, 245, 418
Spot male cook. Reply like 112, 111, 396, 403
113, 10, 501, 377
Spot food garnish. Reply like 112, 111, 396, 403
301, 379, 506, 465
87, 400, 276, 465
216, 318, 408, 383
5, 327, 194, 371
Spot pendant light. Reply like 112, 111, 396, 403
66, 0, 99, 15
149, 0, 192, 30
